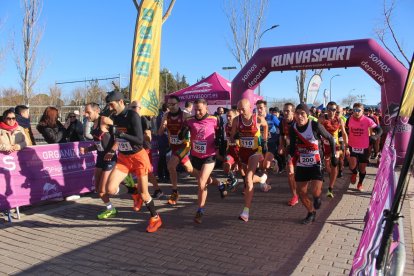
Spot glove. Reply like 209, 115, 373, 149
331, 156, 338, 167
178, 126, 189, 140
111, 126, 124, 138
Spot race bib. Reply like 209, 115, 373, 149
170, 135, 182, 145
117, 138, 133, 152
240, 137, 254, 148
352, 147, 364, 154
193, 141, 207, 154
94, 141, 104, 152
299, 154, 317, 166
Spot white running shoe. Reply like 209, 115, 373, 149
260, 182, 272, 192
239, 211, 249, 222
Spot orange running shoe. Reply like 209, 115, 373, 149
168, 191, 179, 205
146, 215, 162, 233
132, 193, 143, 211
350, 173, 357, 184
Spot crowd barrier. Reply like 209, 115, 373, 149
0, 142, 96, 213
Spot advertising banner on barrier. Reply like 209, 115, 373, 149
351, 134, 397, 274
0, 142, 96, 211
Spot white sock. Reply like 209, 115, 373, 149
260, 173, 268, 184
106, 202, 113, 210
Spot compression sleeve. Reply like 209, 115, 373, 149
120, 112, 144, 146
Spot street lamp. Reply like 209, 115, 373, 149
222, 66, 237, 80
329, 74, 340, 102
258, 24, 279, 96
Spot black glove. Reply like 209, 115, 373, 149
178, 126, 189, 140
262, 140, 268, 154
369, 135, 378, 145
331, 156, 338, 167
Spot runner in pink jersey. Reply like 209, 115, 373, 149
346, 103, 382, 191
179, 98, 226, 224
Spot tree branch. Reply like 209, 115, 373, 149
162, 0, 176, 24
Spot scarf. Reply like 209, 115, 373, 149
16, 114, 31, 128
0, 121, 19, 132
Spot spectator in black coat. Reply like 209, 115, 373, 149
36, 107, 68, 144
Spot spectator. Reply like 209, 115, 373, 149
65, 112, 85, 142
183, 101, 193, 115
272, 106, 281, 119
36, 107, 68, 144
156, 103, 170, 182
15, 105, 36, 145
0, 109, 28, 153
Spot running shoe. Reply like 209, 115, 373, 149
218, 183, 228, 198
287, 195, 299, 206
194, 211, 204, 224
152, 189, 164, 199
132, 193, 143, 211
357, 183, 364, 192
146, 215, 162, 233
227, 173, 239, 192
260, 182, 272, 192
239, 210, 249, 222
351, 173, 357, 184
326, 188, 334, 198
313, 197, 322, 210
302, 211, 316, 225
97, 208, 117, 219
168, 191, 179, 205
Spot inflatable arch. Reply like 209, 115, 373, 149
231, 38, 410, 163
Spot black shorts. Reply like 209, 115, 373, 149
267, 141, 278, 155
295, 165, 323, 182
191, 155, 216, 171
349, 146, 370, 164
96, 154, 117, 171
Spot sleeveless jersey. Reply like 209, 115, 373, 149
167, 110, 189, 151
91, 117, 116, 160
237, 114, 262, 161
185, 115, 218, 159
293, 121, 321, 167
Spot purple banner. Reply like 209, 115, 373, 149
0, 142, 96, 210
351, 134, 397, 275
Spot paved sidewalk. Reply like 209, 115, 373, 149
0, 166, 413, 275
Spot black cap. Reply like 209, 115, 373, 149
105, 91, 124, 103
273, 107, 280, 113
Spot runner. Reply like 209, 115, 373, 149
104, 91, 162, 233
318, 101, 348, 198
79, 102, 117, 219
346, 103, 383, 191
288, 104, 337, 224
222, 108, 240, 192
129, 101, 163, 212
230, 98, 270, 222
278, 103, 298, 206
178, 99, 225, 223
256, 100, 280, 181
158, 95, 192, 205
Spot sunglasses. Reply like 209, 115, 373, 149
69, 115, 77, 118
5, 117, 16, 121
168, 102, 178, 106
131, 106, 141, 109
353, 108, 362, 113
328, 108, 336, 112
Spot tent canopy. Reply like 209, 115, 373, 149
166, 72, 231, 102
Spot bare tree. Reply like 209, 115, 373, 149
225, 0, 269, 68
1, 87, 23, 106
0, 19, 6, 72
132, 0, 176, 23
12, 0, 45, 106
296, 70, 307, 104
71, 87, 86, 106
49, 84, 62, 107
341, 94, 358, 108
86, 79, 107, 105
375, 0, 410, 69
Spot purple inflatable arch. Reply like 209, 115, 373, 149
231, 38, 409, 163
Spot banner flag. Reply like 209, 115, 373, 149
306, 74, 322, 105
399, 54, 414, 117
130, 0, 163, 116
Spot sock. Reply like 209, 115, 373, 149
145, 198, 157, 217
351, 167, 358, 174
260, 173, 268, 184
328, 187, 333, 192
105, 202, 113, 210
358, 172, 366, 184
197, 207, 205, 214
243, 207, 249, 214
